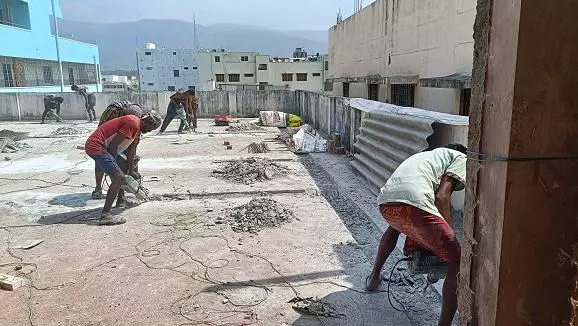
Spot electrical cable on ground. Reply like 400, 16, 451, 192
387, 257, 413, 313
2, 203, 364, 325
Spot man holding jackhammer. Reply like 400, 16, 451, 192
366, 144, 467, 326
85, 112, 162, 225
158, 90, 195, 134
91, 101, 149, 201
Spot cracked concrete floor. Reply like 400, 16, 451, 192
0, 119, 412, 326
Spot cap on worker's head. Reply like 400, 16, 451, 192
145, 110, 163, 129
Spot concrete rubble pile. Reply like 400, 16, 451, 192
228, 197, 294, 233
0, 130, 31, 153
212, 157, 287, 184
226, 122, 263, 132
50, 125, 90, 136
247, 142, 270, 153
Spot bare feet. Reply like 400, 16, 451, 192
366, 272, 382, 292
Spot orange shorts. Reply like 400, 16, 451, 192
379, 203, 461, 264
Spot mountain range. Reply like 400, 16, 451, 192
58, 19, 328, 70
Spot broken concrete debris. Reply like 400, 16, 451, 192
226, 122, 263, 132
50, 125, 89, 136
0, 274, 25, 291
0, 130, 28, 141
229, 198, 294, 233
289, 297, 345, 318
247, 142, 270, 153
0, 137, 31, 153
212, 157, 288, 184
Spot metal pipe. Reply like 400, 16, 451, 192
50, 0, 64, 93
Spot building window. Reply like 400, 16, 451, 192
343, 82, 350, 97
173, 52, 177, 55
368, 84, 379, 101
258, 82, 268, 91
42, 66, 54, 85
216, 74, 225, 82
145, 52, 152, 55
324, 81, 333, 92
146, 67, 153, 70
228, 74, 240, 82
460, 88, 471, 116
241, 56, 249, 62
215, 56, 221, 63
2, 63, 13, 87
312, 73, 321, 77
174, 70, 180, 77
391, 84, 416, 107
244, 73, 254, 77
193, 66, 198, 70
324, 61, 329, 71
188, 86, 196, 92
0, 0, 31, 29
68, 68, 75, 85
147, 82, 154, 86
258, 64, 268, 71
184, 66, 189, 70
296, 73, 308, 81
282, 73, 293, 82
168, 86, 176, 91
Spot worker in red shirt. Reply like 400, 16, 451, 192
85, 112, 162, 225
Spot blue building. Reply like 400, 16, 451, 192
0, 0, 100, 93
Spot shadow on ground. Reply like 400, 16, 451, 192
48, 192, 92, 208
37, 207, 128, 226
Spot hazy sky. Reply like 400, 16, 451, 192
61, 0, 375, 30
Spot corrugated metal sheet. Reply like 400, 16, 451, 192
349, 99, 469, 194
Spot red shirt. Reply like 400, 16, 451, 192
85, 115, 141, 155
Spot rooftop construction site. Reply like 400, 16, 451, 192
1, 0, 577, 326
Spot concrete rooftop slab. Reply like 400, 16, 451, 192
0, 119, 413, 326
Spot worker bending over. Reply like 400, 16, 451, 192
85, 112, 162, 225
91, 101, 148, 200
41, 95, 64, 124
71, 84, 97, 122
158, 90, 195, 134
366, 144, 467, 326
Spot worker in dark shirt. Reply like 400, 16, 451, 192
158, 90, 191, 134
71, 84, 97, 122
41, 95, 64, 124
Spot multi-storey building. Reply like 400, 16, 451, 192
136, 43, 198, 92
0, 0, 101, 93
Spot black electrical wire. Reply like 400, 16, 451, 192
467, 150, 578, 162
387, 257, 413, 312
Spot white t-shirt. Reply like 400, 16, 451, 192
377, 148, 467, 218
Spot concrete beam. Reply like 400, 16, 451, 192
461, 0, 578, 325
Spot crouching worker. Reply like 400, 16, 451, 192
92, 101, 147, 200
366, 144, 467, 326
85, 112, 162, 225
41, 95, 64, 124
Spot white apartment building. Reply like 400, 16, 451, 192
329, 0, 475, 115
101, 75, 137, 93
137, 43, 198, 92
198, 49, 329, 92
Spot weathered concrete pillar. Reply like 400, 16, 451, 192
460, 0, 578, 325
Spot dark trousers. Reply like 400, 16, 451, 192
159, 111, 188, 133
41, 106, 61, 123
